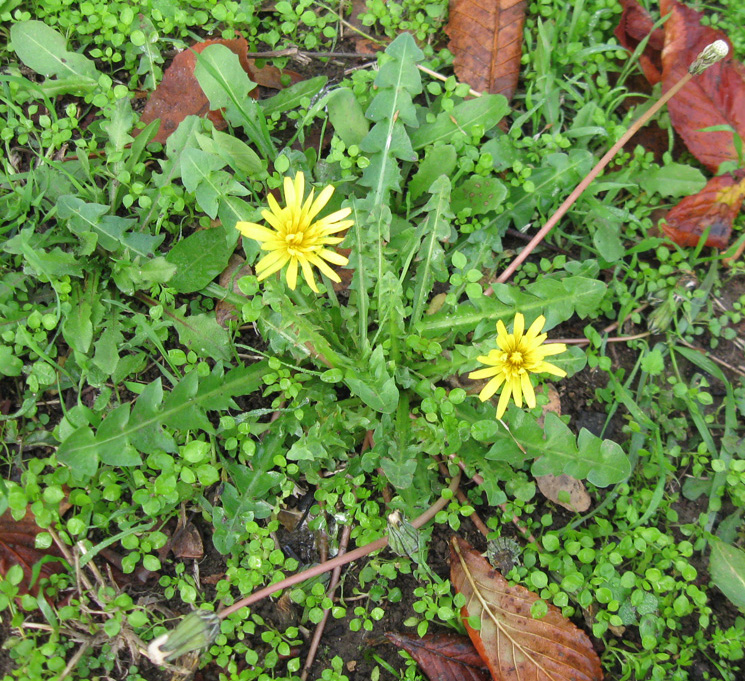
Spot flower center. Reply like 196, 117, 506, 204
508, 350, 524, 367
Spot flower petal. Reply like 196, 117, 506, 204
511, 375, 523, 408
525, 315, 546, 340
255, 251, 289, 280
285, 257, 298, 290
319, 248, 349, 266
521, 373, 536, 409
478, 375, 505, 402
236, 222, 276, 242
513, 313, 525, 341
496, 382, 512, 419
299, 257, 319, 292
307, 185, 334, 221
468, 366, 501, 380
307, 253, 341, 282
538, 342, 568, 357
537, 361, 567, 377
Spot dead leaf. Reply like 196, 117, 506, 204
614, 0, 664, 85
171, 521, 204, 560
140, 38, 251, 144
450, 536, 603, 681
536, 474, 592, 512
140, 36, 302, 145
446, 0, 527, 100
386, 632, 491, 681
0, 506, 68, 598
662, 170, 745, 248
660, 0, 745, 174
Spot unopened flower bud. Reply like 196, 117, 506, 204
147, 610, 221, 665
690, 40, 729, 75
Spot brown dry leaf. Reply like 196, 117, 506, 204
386, 632, 491, 681
446, 0, 527, 100
536, 474, 592, 512
215, 254, 254, 327
0, 505, 68, 598
662, 171, 745, 248
450, 536, 603, 681
171, 521, 204, 560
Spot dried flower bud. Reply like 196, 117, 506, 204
147, 610, 221, 665
689, 40, 729, 75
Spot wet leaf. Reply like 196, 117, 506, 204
662, 171, 745, 248
386, 632, 491, 681
446, 0, 527, 100
614, 0, 664, 85
450, 536, 603, 681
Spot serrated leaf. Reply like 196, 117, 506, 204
57, 362, 268, 475
710, 538, 745, 610
57, 195, 164, 257
411, 95, 510, 150
194, 43, 254, 110
259, 75, 327, 116
640, 163, 707, 198
175, 312, 231, 361
419, 275, 606, 340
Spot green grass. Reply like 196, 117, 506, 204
1, 0, 745, 680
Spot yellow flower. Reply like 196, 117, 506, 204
235, 172, 352, 292
468, 313, 567, 419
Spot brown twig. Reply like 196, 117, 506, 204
217, 470, 461, 619
300, 524, 352, 681
436, 459, 489, 537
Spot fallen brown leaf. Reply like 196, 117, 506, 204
662, 170, 745, 248
386, 632, 491, 681
446, 0, 527, 100
0, 505, 68, 598
450, 536, 603, 681
536, 474, 592, 512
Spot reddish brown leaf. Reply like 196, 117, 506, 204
660, 0, 745, 173
614, 0, 664, 85
662, 171, 745, 248
386, 632, 491, 681
446, 0, 527, 100
450, 536, 603, 681
139, 37, 301, 145
0, 506, 67, 598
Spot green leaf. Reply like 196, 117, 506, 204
57, 362, 269, 475
204, 130, 264, 177
0, 346, 23, 377
710, 538, 745, 610
165, 228, 234, 293
409, 145, 457, 201
175, 312, 232, 362
419, 274, 606, 340
411, 95, 509, 150
211, 458, 283, 554
194, 43, 255, 110
410, 176, 454, 327
11, 20, 100, 83
259, 75, 327, 116
639, 163, 707, 198
344, 346, 399, 414
451, 176, 508, 215
57, 195, 164, 257
505, 412, 631, 486
327, 87, 369, 146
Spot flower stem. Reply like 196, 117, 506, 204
216, 470, 462, 620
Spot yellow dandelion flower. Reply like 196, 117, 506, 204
235, 171, 353, 293
468, 313, 568, 419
